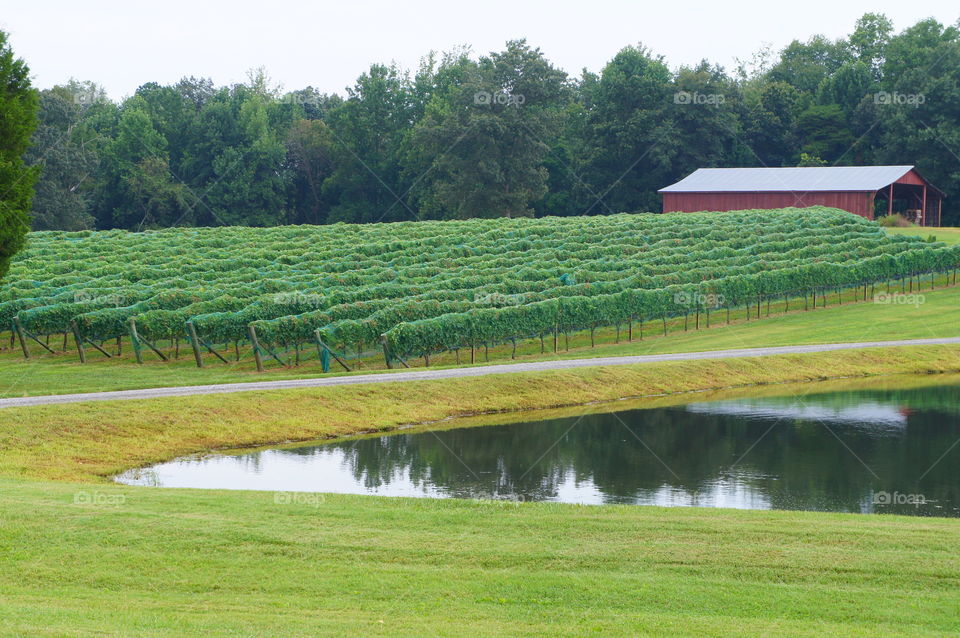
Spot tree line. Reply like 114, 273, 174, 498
24, 13, 960, 231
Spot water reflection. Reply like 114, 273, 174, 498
118, 382, 960, 516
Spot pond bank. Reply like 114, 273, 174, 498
1, 344, 959, 482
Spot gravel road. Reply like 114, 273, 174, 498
2, 337, 957, 409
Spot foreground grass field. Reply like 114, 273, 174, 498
2, 279, 959, 397
3, 477, 959, 637
2, 344, 960, 635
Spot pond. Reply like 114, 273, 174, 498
117, 377, 960, 516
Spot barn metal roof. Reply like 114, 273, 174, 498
659, 166, 917, 193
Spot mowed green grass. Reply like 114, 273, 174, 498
2, 478, 959, 637
1, 278, 958, 398
887, 226, 960, 245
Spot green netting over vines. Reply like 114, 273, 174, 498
3, 208, 957, 360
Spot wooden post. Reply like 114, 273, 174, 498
248, 325, 264, 372
70, 320, 86, 364
186, 321, 204, 368
128, 317, 143, 364
12, 317, 29, 359
922, 184, 927, 227
888, 183, 894, 217
380, 334, 392, 370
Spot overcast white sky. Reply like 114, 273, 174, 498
3, 0, 958, 101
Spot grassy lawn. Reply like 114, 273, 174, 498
2, 278, 958, 398
887, 226, 960, 245
2, 477, 958, 637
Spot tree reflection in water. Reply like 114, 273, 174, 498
123, 383, 960, 516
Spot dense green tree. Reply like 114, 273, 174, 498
285, 118, 335, 224
578, 45, 674, 213
98, 98, 189, 229
0, 30, 38, 278
409, 41, 571, 219
322, 64, 417, 223
25, 85, 101, 230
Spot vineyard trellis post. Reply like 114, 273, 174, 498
128, 317, 144, 364
186, 321, 204, 368
247, 325, 264, 372
12, 317, 29, 359
70, 320, 86, 364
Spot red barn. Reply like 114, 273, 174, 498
659, 165, 944, 226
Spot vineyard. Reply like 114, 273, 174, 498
3, 207, 959, 371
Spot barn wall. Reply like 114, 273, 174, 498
661, 192, 875, 218
894, 170, 926, 186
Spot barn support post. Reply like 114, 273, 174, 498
922, 185, 927, 227
186, 321, 204, 368
888, 183, 894, 216
128, 317, 144, 364
12, 317, 29, 359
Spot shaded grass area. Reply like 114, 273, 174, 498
2, 345, 959, 483
1, 279, 959, 398
2, 478, 959, 637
